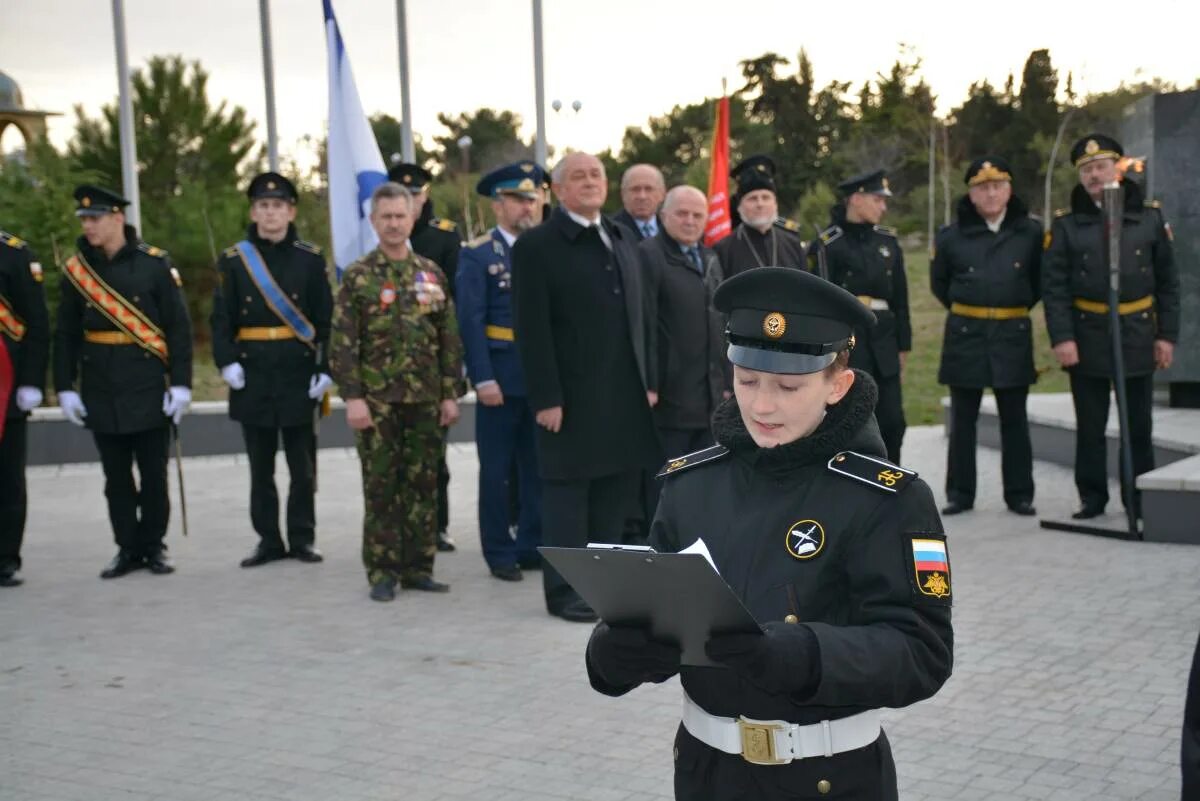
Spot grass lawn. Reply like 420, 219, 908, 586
903, 250, 1068, 425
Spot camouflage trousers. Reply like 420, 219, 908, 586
354, 400, 441, 585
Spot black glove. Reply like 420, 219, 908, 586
705, 621, 820, 696
587, 623, 682, 689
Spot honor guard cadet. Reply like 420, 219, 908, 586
585, 267, 952, 800
210, 172, 333, 568
1043, 133, 1180, 520
330, 182, 464, 602
54, 185, 193, 579
809, 169, 911, 463
388, 162, 462, 552
455, 161, 546, 582
711, 155, 806, 283
932, 157, 1042, 517
0, 228, 50, 587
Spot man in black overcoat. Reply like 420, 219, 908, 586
512, 152, 660, 622
932, 157, 1042, 516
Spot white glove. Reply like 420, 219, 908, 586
58, 390, 87, 426
15, 386, 43, 412
308, 373, 333, 400
221, 362, 246, 390
162, 386, 192, 425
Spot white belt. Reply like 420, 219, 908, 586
682, 692, 881, 766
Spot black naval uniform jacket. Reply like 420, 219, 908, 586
810, 211, 911, 379
0, 232, 49, 420
54, 228, 192, 434
210, 224, 333, 429
931, 195, 1042, 389
587, 373, 953, 796
410, 205, 463, 301
712, 221, 807, 282
512, 207, 660, 481
1043, 182, 1179, 378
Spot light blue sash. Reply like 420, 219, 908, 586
234, 240, 316, 345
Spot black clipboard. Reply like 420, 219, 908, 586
539, 545, 761, 666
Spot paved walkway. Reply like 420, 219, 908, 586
2, 426, 1197, 801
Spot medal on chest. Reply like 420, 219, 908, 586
380, 280, 397, 307
413, 270, 446, 308
785, 519, 825, 560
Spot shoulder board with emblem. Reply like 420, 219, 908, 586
294, 239, 322, 255
1054, 208, 1069, 219
433, 218, 457, 232
656, 444, 730, 479
2, 231, 27, 249
827, 451, 916, 493
466, 233, 492, 248
222, 244, 239, 259
819, 225, 843, 245
774, 216, 800, 232
138, 242, 168, 258
873, 224, 897, 238
1144, 199, 1162, 209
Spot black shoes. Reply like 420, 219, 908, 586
240, 544, 288, 568
552, 599, 598, 623
100, 550, 145, 580
436, 531, 457, 552
941, 501, 973, 516
369, 579, 396, 602
290, 545, 324, 563
490, 565, 523, 582
144, 549, 175, 575
517, 556, 542, 571
400, 576, 451, 593
1072, 505, 1106, 520
1008, 501, 1037, 516
0, 562, 22, 587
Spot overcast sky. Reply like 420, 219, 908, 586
4, 0, 1198, 163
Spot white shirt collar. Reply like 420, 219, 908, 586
566, 210, 602, 228
985, 210, 1006, 233
496, 226, 517, 247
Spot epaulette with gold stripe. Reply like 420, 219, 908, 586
827, 451, 917, 493
873, 224, 898, 238
656, 445, 730, 479
2, 231, 27, 249
222, 245, 239, 258
1144, 199, 1162, 209
466, 233, 492, 248
774, 216, 800, 232
294, 239, 323, 255
138, 242, 168, 258
433, 218, 457, 232
819, 225, 843, 246
1054, 208, 1069, 218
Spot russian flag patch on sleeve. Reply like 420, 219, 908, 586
910, 536, 951, 601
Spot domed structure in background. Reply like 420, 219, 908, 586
0, 69, 59, 158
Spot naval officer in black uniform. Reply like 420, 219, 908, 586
932, 157, 1042, 517
211, 172, 333, 567
585, 267, 953, 800
54, 185, 193, 579
810, 169, 911, 463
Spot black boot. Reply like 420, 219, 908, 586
100, 550, 144, 580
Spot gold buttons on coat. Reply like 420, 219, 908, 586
817, 779, 832, 794
784, 614, 799, 624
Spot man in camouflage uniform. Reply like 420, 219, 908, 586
330, 182, 463, 602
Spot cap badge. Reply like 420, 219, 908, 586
882, 177, 890, 190
785, 519, 825, 560
517, 178, 534, 191
82, 197, 91, 207
521, 162, 533, 173
762, 312, 786, 339
267, 181, 276, 190
402, 175, 412, 184
981, 162, 991, 170
1085, 139, 1099, 155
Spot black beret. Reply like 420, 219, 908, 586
964, 156, 1013, 187
713, 267, 875, 375
1070, 133, 1123, 168
73, 184, 129, 217
246, 171, 298, 203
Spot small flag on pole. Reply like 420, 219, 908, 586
704, 95, 732, 247
323, 0, 387, 276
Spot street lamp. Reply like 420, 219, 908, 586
457, 135, 474, 234
457, 135, 473, 174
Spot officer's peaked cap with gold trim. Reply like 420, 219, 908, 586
713, 267, 876, 375
476, 161, 547, 199
964, 156, 1013, 187
1070, 133, 1123, 168
247, 171, 298, 203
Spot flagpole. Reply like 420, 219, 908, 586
111, 0, 140, 231
259, 0, 280, 170
532, 0, 547, 166
395, 0, 415, 163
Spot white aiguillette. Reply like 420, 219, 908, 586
540, 538, 760, 666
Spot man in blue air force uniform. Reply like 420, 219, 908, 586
455, 161, 546, 582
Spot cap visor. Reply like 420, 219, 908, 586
727, 343, 836, 375
74, 208, 110, 218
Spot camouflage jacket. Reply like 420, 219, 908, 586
330, 247, 463, 404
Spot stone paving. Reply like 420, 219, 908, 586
2, 425, 1198, 801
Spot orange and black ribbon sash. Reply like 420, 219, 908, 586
0, 292, 26, 341
63, 253, 168, 362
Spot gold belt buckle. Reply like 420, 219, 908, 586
269, 327, 281, 340
737, 717, 790, 765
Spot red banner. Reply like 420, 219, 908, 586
704, 95, 732, 247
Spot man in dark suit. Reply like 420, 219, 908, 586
210, 172, 333, 568
513, 152, 660, 623
611, 164, 665, 241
